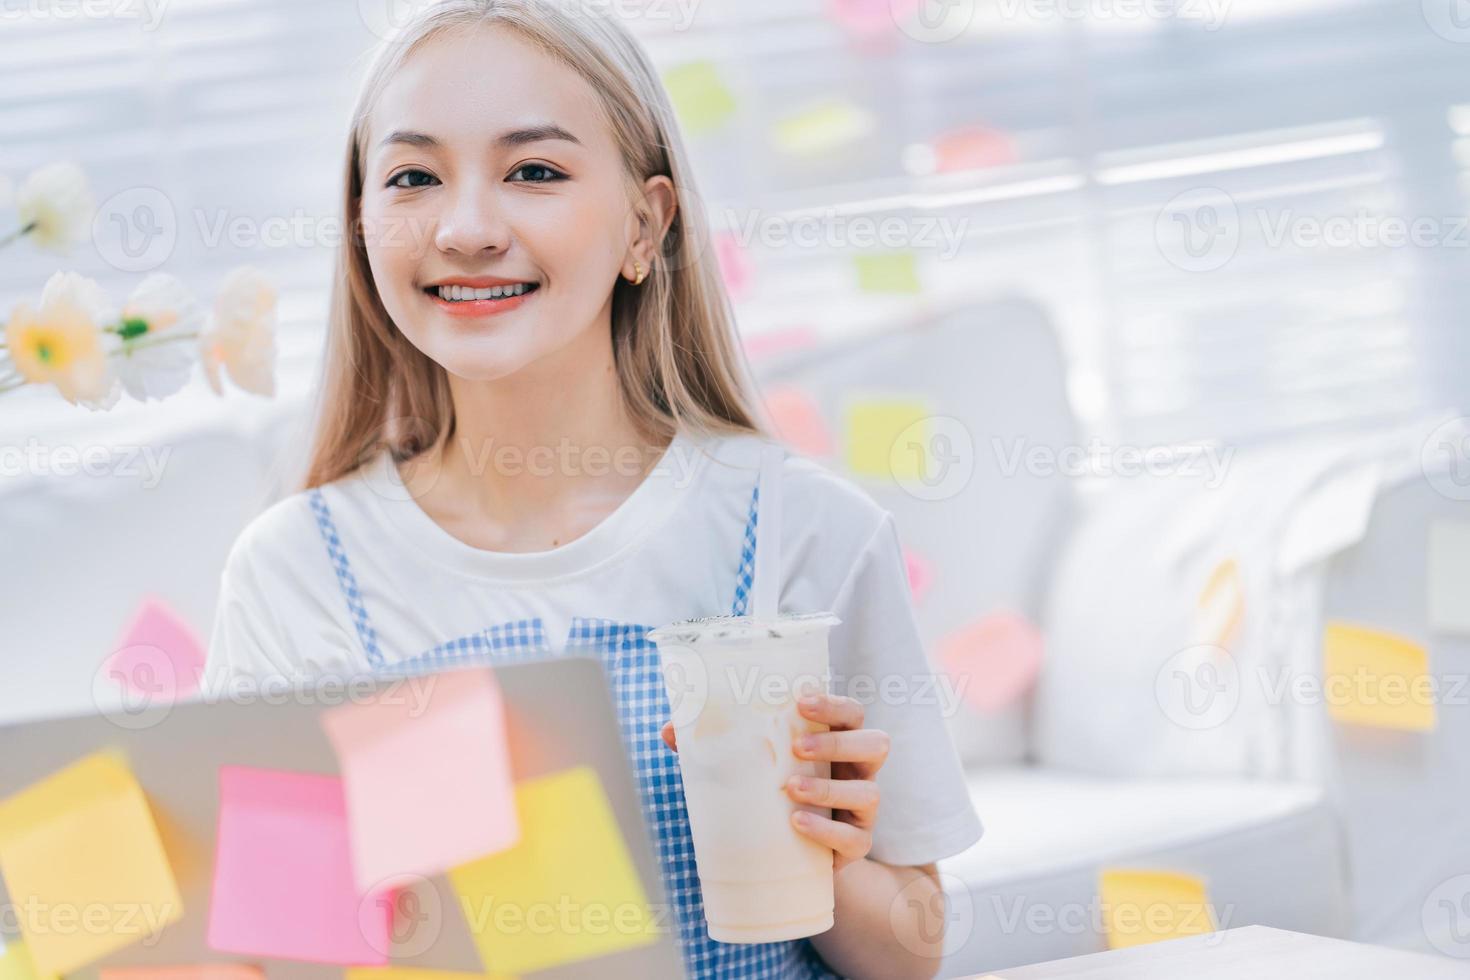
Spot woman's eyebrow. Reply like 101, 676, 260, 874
377, 124, 583, 150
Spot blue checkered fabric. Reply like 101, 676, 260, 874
309, 480, 839, 979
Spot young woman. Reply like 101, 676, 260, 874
205, 2, 981, 977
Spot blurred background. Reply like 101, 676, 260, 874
3, 0, 1470, 975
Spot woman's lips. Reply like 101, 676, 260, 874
423, 283, 540, 318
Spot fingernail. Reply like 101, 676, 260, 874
797, 735, 815, 752
793, 811, 810, 827
791, 776, 810, 792
799, 695, 820, 707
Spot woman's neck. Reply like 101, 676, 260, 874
400, 323, 673, 552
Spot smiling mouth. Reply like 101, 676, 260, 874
424, 282, 541, 302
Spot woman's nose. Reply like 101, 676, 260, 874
433, 182, 511, 255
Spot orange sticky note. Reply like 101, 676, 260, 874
940, 612, 1044, 712
449, 767, 655, 974
714, 232, 754, 300
321, 668, 519, 893
1099, 869, 1215, 949
1323, 623, 1436, 731
100, 967, 263, 980
828, 0, 924, 36
105, 595, 206, 701
0, 752, 183, 976
743, 325, 820, 363
764, 385, 834, 458
1196, 558, 1244, 649
0, 941, 55, 980
903, 549, 934, 605
844, 398, 932, 480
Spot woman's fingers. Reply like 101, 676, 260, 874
785, 775, 879, 823
796, 693, 864, 731
791, 809, 871, 868
793, 728, 890, 776
660, 720, 678, 752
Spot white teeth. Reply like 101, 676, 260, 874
434, 283, 532, 301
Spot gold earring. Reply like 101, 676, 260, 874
630, 260, 648, 286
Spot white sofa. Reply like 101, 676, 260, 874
752, 298, 1469, 974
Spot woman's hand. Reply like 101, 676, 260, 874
660, 692, 889, 874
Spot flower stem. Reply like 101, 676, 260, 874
0, 222, 37, 251
121, 331, 201, 354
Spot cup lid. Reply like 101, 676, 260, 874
648, 611, 840, 645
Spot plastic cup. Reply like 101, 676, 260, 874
650, 611, 841, 943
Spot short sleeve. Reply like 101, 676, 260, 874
201, 542, 300, 693
828, 511, 983, 867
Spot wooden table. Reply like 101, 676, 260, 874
970, 926, 1469, 979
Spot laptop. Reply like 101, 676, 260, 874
0, 656, 687, 979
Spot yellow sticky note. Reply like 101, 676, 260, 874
663, 61, 737, 134
0, 752, 183, 975
347, 970, 512, 980
1323, 623, 1436, 731
854, 252, 921, 294
845, 399, 932, 480
1196, 558, 1244, 649
1099, 869, 1215, 950
448, 767, 655, 974
773, 100, 875, 156
0, 942, 56, 980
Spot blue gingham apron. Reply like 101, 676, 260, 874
308, 478, 840, 979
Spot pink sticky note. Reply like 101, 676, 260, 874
105, 595, 205, 700
764, 385, 834, 458
903, 549, 934, 605
714, 232, 754, 300
321, 667, 519, 894
930, 125, 1018, 173
827, 0, 923, 35
743, 325, 821, 363
940, 612, 1044, 712
207, 767, 390, 965
102, 967, 264, 980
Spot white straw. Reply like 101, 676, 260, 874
751, 442, 783, 623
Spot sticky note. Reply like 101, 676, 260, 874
100, 968, 263, 980
449, 767, 655, 974
903, 549, 934, 606
853, 251, 921, 294
1099, 869, 1215, 949
0, 752, 182, 976
347, 970, 509, 980
105, 595, 206, 701
940, 612, 1044, 712
1195, 558, 1244, 649
714, 232, 754, 300
773, 100, 875, 156
663, 61, 737, 134
844, 398, 931, 480
1428, 521, 1470, 635
828, 0, 923, 35
743, 325, 820, 362
0, 942, 55, 980
764, 385, 834, 458
207, 766, 390, 965
907, 125, 1018, 176
1322, 623, 1436, 732
321, 667, 519, 893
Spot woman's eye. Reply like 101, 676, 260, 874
507, 163, 566, 184
387, 169, 438, 189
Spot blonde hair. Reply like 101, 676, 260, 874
302, 0, 767, 489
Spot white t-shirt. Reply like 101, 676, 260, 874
205, 427, 982, 867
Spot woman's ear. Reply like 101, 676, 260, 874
628, 175, 678, 266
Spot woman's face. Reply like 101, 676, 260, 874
360, 25, 664, 381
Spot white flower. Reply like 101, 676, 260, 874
16, 161, 95, 253
115, 273, 202, 401
200, 267, 277, 397
5, 271, 119, 407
